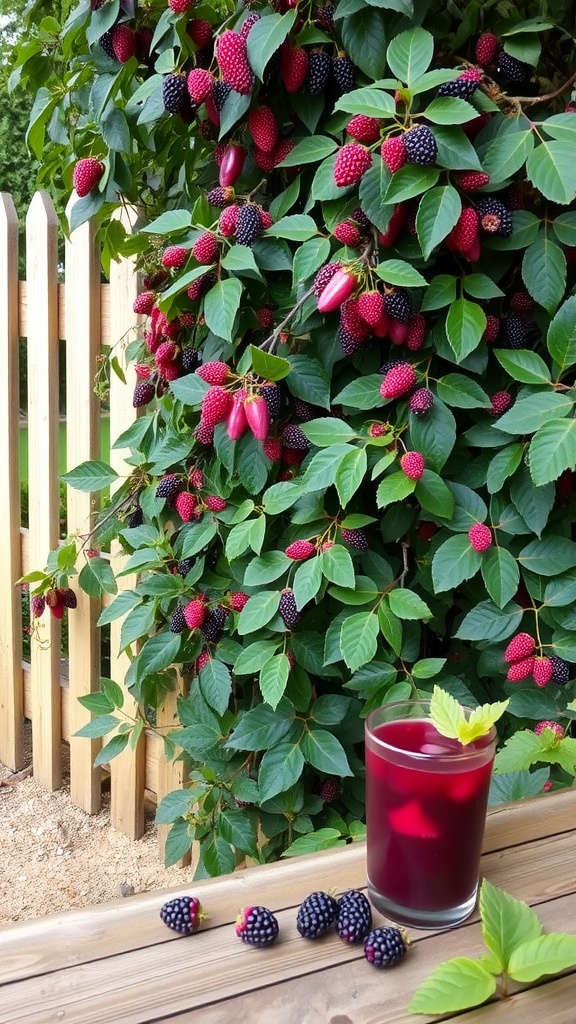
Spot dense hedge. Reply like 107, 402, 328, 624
15, 0, 576, 873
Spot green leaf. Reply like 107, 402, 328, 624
479, 877, 543, 974
481, 546, 520, 609
333, 86, 395, 119
282, 828, 342, 857
421, 274, 458, 311
436, 373, 491, 409
277, 135, 337, 166
375, 259, 427, 288
386, 27, 434, 85
432, 534, 481, 593
203, 278, 242, 342
456, 599, 522, 642
293, 556, 323, 608
486, 444, 524, 495
287, 354, 331, 409
433, 125, 483, 171
383, 165, 439, 205
494, 349, 551, 384
333, 374, 385, 410
199, 659, 232, 716
262, 480, 305, 515
496, 391, 573, 435
218, 809, 259, 859
522, 233, 566, 314
163, 821, 193, 868
378, 600, 403, 655
301, 728, 352, 776
526, 140, 576, 205
180, 519, 219, 558
340, 611, 379, 672
75, 714, 120, 739
462, 274, 505, 300
529, 419, 576, 486
170, 372, 210, 407
220, 244, 263, 281
340, 8, 387, 80
233, 640, 281, 676
301, 418, 358, 446
547, 295, 576, 376
481, 129, 534, 184
446, 298, 486, 362
244, 551, 291, 586
359, 160, 393, 233
226, 699, 294, 751
135, 632, 181, 684
388, 588, 431, 620
93, 731, 130, 768
510, 467, 554, 536
259, 654, 290, 710
237, 590, 282, 634
266, 213, 318, 241
335, 446, 367, 506
301, 444, 353, 490
409, 399, 457, 472
292, 237, 331, 287
411, 658, 446, 679
414, 470, 454, 519
416, 186, 461, 260
62, 460, 118, 492
551, 211, 576, 247
246, 10, 297, 80
79, 557, 118, 598
258, 741, 304, 802
408, 957, 497, 1015
155, 789, 194, 825
518, 535, 576, 576
422, 97, 477, 125
508, 933, 576, 983
376, 471, 415, 508
320, 545, 356, 588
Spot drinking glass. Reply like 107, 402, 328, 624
365, 699, 496, 929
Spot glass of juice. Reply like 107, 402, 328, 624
365, 699, 496, 929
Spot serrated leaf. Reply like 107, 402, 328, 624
526, 140, 576, 205
135, 631, 181, 684
246, 10, 297, 80
446, 298, 486, 362
421, 274, 458, 311
233, 640, 281, 676
257, 741, 304, 802
266, 213, 318, 241
495, 391, 573, 435
340, 611, 379, 672
479, 877, 543, 974
375, 259, 427, 288
383, 165, 440, 205
423, 97, 478, 124
529, 419, 576, 486
292, 556, 323, 609
429, 686, 465, 739
481, 129, 534, 184
412, 658, 446, 679
376, 471, 416, 508
333, 374, 385, 410
333, 86, 395, 118
436, 373, 491, 409
481, 545, 520, 609
386, 27, 434, 85
203, 278, 242, 342
432, 534, 481, 593
287, 354, 331, 409
508, 933, 576, 982
62, 460, 118, 492
244, 552, 290, 587
388, 588, 431, 620
335, 446, 367, 506
414, 470, 454, 519
408, 957, 497, 1015
301, 728, 352, 776
416, 185, 461, 260
277, 135, 337, 166
301, 418, 358, 446
410, 399, 457, 472
494, 348, 551, 384
259, 654, 290, 710
237, 590, 282, 634
341, 8, 387, 79
199, 659, 232, 716
547, 295, 576, 376
320, 545, 356, 588
378, 600, 403, 655
522, 233, 566, 314
518, 535, 576, 576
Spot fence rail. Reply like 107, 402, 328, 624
0, 191, 186, 863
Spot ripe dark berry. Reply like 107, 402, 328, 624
160, 896, 204, 935
162, 72, 187, 113
306, 49, 331, 94
236, 906, 279, 946
364, 926, 409, 968
177, 557, 195, 578
437, 76, 479, 99
476, 197, 513, 238
341, 527, 368, 551
296, 891, 338, 939
282, 423, 311, 451
409, 387, 434, 416
549, 655, 570, 685
336, 890, 372, 944
169, 606, 187, 633
384, 287, 412, 323
235, 203, 262, 247
403, 124, 437, 166
498, 52, 531, 83
200, 606, 228, 643
31, 594, 46, 618
279, 588, 299, 629
260, 383, 283, 422
213, 79, 232, 112
133, 381, 155, 407
156, 474, 181, 499
182, 346, 201, 373
331, 52, 356, 94
502, 315, 527, 349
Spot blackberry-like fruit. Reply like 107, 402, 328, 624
128, 505, 144, 528
162, 72, 187, 113
498, 52, 531, 83
293, 399, 317, 421
260, 383, 283, 421
437, 77, 478, 99
549, 654, 570, 685
316, 2, 335, 31
156, 474, 181, 499
200, 605, 228, 643
340, 325, 366, 356
282, 423, 311, 451
296, 891, 339, 939
378, 358, 404, 375
364, 926, 409, 968
331, 53, 355, 94
99, 29, 116, 61
341, 527, 368, 551
502, 315, 527, 349
306, 50, 331, 94
160, 896, 203, 935
182, 346, 201, 373
409, 387, 434, 416
235, 203, 262, 247
384, 287, 413, 323
476, 197, 513, 238
213, 79, 232, 111
133, 381, 155, 408
169, 606, 186, 633
279, 588, 299, 629
403, 125, 437, 166
236, 906, 279, 946
177, 557, 195, 578
336, 890, 372, 944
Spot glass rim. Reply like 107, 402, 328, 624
365, 698, 497, 760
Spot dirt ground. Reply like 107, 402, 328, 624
0, 723, 191, 924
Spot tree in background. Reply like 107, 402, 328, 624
13, 0, 576, 874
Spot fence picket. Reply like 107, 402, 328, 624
107, 206, 146, 841
65, 198, 103, 813
26, 191, 62, 790
0, 193, 24, 771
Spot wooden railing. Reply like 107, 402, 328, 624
0, 191, 187, 863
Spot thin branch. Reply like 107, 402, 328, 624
508, 69, 576, 107
258, 282, 318, 352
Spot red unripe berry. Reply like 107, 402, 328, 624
400, 451, 425, 480
504, 632, 535, 663
73, 158, 105, 198
218, 144, 246, 187
380, 362, 417, 399
247, 105, 279, 154
506, 656, 535, 682
468, 522, 492, 552
534, 719, 563, 738
197, 361, 231, 386
490, 392, 512, 416
216, 30, 253, 95
381, 135, 407, 173
193, 232, 219, 264
347, 114, 381, 143
206, 495, 227, 512
333, 221, 361, 247
175, 492, 198, 522
285, 540, 316, 561
187, 68, 214, 103
161, 245, 188, 270
333, 144, 372, 188
533, 657, 554, 688
184, 599, 207, 629
317, 268, 357, 313
244, 395, 270, 440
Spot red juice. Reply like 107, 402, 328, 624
365, 712, 495, 928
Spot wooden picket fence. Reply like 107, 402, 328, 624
0, 191, 189, 864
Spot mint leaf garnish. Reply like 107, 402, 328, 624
429, 685, 509, 745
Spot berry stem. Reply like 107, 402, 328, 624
258, 282, 318, 352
